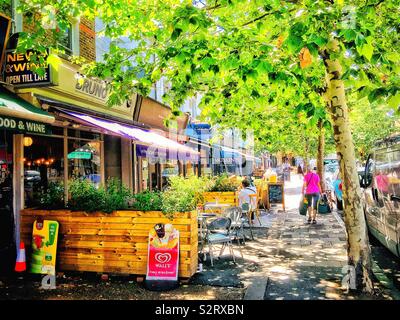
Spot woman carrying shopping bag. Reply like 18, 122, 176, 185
302, 166, 323, 224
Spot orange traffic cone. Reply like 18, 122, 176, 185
15, 241, 26, 272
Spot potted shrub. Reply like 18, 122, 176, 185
203, 174, 241, 207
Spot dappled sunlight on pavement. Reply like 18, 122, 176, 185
193, 174, 354, 299
250, 174, 353, 299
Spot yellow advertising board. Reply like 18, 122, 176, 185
30, 220, 59, 275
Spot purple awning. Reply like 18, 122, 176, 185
63, 111, 199, 162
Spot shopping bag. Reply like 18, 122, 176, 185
317, 194, 331, 214
299, 197, 308, 216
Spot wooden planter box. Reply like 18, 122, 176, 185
20, 209, 198, 279
203, 191, 238, 205
202, 192, 238, 213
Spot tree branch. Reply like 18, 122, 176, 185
242, 12, 271, 27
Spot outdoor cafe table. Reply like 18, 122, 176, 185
204, 203, 232, 213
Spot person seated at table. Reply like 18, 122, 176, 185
238, 179, 257, 222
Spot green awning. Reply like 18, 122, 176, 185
0, 87, 55, 124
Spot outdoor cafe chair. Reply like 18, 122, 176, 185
241, 203, 255, 240
204, 216, 241, 266
222, 206, 246, 250
249, 193, 263, 227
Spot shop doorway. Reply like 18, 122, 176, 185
0, 130, 16, 275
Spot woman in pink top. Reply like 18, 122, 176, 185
302, 166, 322, 224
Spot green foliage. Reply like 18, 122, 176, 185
161, 175, 211, 217
349, 97, 399, 159
102, 178, 133, 213
17, 0, 400, 172
68, 178, 133, 213
68, 179, 106, 212
208, 174, 239, 192
131, 190, 163, 211
38, 181, 65, 210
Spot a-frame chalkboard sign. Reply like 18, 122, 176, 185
267, 182, 285, 212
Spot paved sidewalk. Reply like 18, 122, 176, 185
192, 175, 352, 300
246, 176, 350, 299
262, 210, 348, 299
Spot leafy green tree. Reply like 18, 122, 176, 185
349, 97, 399, 160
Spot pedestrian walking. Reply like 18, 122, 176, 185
297, 164, 304, 176
302, 166, 322, 224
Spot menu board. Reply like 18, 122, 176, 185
267, 183, 285, 211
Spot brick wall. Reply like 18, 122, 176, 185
22, 15, 96, 62
79, 17, 96, 62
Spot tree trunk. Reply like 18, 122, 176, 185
304, 134, 309, 168
317, 120, 325, 191
323, 40, 374, 293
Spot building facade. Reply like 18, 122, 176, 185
0, 5, 199, 273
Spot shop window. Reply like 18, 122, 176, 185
68, 128, 101, 140
140, 158, 149, 190
0, 130, 13, 209
161, 161, 179, 188
24, 135, 64, 208
149, 162, 158, 191
50, 126, 64, 136
68, 139, 101, 186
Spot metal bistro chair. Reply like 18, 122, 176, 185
241, 202, 255, 240
222, 206, 246, 250
249, 193, 263, 227
204, 216, 240, 266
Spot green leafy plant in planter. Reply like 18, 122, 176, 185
37, 181, 65, 209
68, 178, 133, 213
162, 175, 211, 217
102, 178, 133, 213
131, 190, 162, 211
208, 174, 240, 192
68, 178, 106, 212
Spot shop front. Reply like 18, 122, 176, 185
12, 53, 139, 191
0, 42, 143, 274
0, 86, 55, 274
133, 96, 200, 191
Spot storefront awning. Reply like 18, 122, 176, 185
62, 111, 200, 161
0, 87, 55, 124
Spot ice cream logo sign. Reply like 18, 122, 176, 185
147, 223, 179, 281
155, 253, 172, 264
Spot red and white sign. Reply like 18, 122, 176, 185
146, 223, 179, 281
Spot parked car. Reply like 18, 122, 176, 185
361, 134, 400, 258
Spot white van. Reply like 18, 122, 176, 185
362, 135, 400, 258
